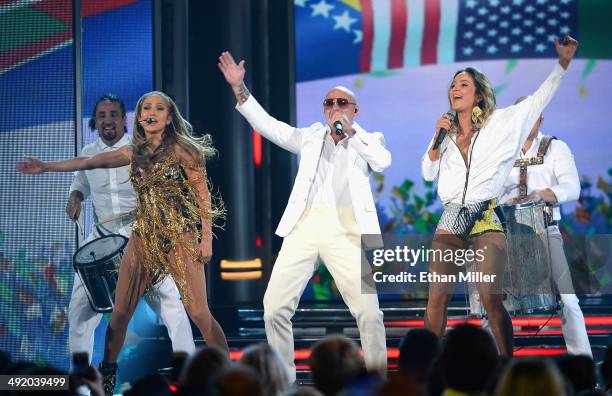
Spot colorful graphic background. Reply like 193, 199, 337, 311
295, 0, 612, 300
1, 0, 152, 368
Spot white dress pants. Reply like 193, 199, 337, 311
263, 207, 387, 382
549, 232, 592, 356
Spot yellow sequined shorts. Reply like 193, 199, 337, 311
469, 199, 504, 237
438, 198, 505, 239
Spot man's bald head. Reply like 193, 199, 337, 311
322, 86, 359, 136
325, 86, 357, 103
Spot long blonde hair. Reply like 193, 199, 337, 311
448, 67, 496, 130
132, 91, 216, 169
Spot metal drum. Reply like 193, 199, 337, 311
73, 234, 128, 313
468, 202, 557, 316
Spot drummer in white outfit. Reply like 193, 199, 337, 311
499, 100, 591, 356
66, 94, 195, 365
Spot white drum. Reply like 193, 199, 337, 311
468, 202, 558, 316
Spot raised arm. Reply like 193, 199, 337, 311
217, 51, 250, 106
218, 51, 303, 153
512, 35, 578, 144
17, 146, 132, 175
176, 146, 214, 263
556, 35, 578, 71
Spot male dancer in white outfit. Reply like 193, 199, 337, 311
66, 94, 195, 365
218, 52, 389, 381
499, 101, 591, 356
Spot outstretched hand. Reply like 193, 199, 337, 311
218, 51, 246, 88
555, 34, 578, 70
16, 157, 46, 174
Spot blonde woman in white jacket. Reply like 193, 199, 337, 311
421, 35, 578, 357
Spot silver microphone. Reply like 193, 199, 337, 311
333, 120, 343, 136
140, 117, 156, 125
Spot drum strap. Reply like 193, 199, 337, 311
513, 135, 557, 198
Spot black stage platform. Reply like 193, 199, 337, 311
120, 295, 612, 387
211, 295, 612, 383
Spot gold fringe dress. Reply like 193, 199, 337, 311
130, 151, 222, 303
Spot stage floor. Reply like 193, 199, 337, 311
111, 295, 612, 386
220, 295, 612, 382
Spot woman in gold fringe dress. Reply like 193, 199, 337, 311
17, 91, 228, 395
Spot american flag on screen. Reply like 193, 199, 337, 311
295, 0, 612, 82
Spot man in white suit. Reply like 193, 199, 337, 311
219, 52, 389, 381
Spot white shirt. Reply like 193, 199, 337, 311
499, 132, 580, 223
422, 63, 566, 205
307, 130, 352, 208
69, 134, 136, 236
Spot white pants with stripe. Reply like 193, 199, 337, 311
263, 207, 387, 382
549, 232, 592, 357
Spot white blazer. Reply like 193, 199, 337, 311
236, 95, 391, 237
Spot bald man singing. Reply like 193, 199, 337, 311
219, 51, 390, 380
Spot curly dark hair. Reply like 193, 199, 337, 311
88, 93, 127, 132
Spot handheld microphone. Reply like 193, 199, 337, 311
432, 110, 456, 150
139, 117, 156, 125
333, 121, 343, 136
